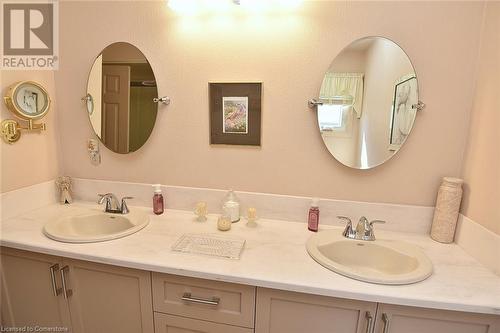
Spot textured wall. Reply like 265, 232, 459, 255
54, 1, 484, 206
461, 2, 500, 235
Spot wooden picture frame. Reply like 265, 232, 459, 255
209, 82, 262, 146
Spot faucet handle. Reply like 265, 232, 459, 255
337, 216, 352, 224
358, 219, 385, 241
369, 219, 385, 226
337, 216, 356, 238
120, 196, 133, 214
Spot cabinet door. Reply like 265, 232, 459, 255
0, 247, 71, 329
256, 288, 377, 333
374, 303, 500, 333
154, 313, 254, 333
61, 258, 154, 333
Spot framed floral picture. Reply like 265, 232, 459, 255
222, 96, 248, 134
209, 82, 262, 146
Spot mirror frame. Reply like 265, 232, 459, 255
4, 81, 51, 121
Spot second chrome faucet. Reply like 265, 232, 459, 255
337, 216, 385, 241
98, 193, 133, 214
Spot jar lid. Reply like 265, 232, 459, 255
443, 177, 464, 185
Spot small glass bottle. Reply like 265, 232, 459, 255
308, 198, 320, 232
152, 184, 164, 215
222, 189, 240, 223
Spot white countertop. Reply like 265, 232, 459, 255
1, 202, 499, 315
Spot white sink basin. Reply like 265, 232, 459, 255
43, 209, 149, 243
306, 230, 433, 285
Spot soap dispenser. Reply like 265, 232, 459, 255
152, 184, 164, 215
222, 190, 240, 223
308, 198, 320, 232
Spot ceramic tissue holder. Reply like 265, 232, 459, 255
55, 176, 73, 204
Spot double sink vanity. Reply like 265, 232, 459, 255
1, 192, 499, 333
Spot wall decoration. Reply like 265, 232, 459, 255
389, 75, 418, 148
209, 83, 262, 146
223, 96, 248, 134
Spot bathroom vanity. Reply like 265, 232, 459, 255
1, 203, 499, 333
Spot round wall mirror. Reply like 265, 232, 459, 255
86, 42, 158, 154
316, 37, 419, 169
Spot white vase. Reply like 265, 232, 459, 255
430, 177, 464, 243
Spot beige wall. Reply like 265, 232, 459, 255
54, 1, 485, 206
0, 71, 61, 193
461, 2, 500, 235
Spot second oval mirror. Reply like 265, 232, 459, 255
86, 42, 158, 154
316, 37, 420, 169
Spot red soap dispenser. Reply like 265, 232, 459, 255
308, 198, 320, 232
152, 184, 164, 215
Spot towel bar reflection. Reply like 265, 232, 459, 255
308, 99, 323, 108
153, 96, 171, 105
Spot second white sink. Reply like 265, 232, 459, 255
307, 230, 433, 285
43, 209, 149, 243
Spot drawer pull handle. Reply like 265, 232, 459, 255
60, 265, 73, 299
182, 292, 220, 306
49, 264, 62, 296
382, 313, 390, 333
365, 311, 373, 333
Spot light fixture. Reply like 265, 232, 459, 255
167, 0, 303, 14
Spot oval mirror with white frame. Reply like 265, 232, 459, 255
316, 37, 420, 169
86, 42, 158, 154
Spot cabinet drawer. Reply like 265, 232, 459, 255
154, 313, 253, 333
152, 273, 255, 328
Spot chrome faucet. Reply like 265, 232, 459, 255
337, 216, 385, 241
98, 193, 133, 214
337, 216, 356, 238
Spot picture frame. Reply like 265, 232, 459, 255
389, 75, 417, 148
209, 82, 262, 146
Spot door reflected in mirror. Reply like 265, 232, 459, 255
317, 37, 419, 169
86, 42, 158, 154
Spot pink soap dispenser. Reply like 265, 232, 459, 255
308, 198, 320, 232
152, 184, 164, 215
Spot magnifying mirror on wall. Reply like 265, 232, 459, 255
310, 36, 424, 169
1, 81, 50, 144
85, 42, 161, 154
